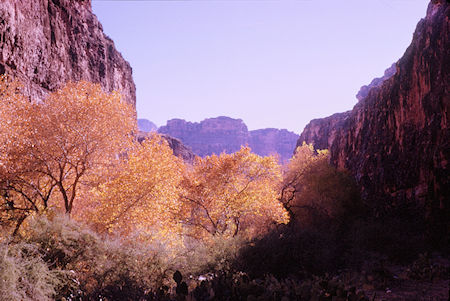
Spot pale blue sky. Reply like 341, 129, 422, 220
92, 0, 429, 133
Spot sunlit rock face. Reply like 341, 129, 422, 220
159, 116, 299, 162
0, 0, 135, 106
298, 0, 449, 235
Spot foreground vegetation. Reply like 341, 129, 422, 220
0, 78, 448, 300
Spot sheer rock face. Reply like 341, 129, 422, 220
298, 0, 449, 221
297, 112, 351, 151
158, 116, 299, 162
0, 0, 136, 106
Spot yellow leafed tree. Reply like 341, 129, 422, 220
281, 142, 361, 227
0, 77, 38, 234
0, 78, 136, 234
281, 142, 329, 215
180, 147, 289, 240
78, 134, 184, 243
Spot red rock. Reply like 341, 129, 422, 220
0, 0, 135, 106
297, 0, 449, 240
159, 116, 299, 162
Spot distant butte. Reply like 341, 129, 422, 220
154, 116, 299, 162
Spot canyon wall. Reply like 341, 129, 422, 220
249, 128, 301, 162
0, 0, 135, 106
158, 117, 250, 158
298, 0, 449, 233
158, 116, 299, 162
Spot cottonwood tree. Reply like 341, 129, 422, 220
281, 143, 361, 228
0, 79, 136, 233
0, 77, 41, 233
78, 134, 184, 243
180, 147, 289, 240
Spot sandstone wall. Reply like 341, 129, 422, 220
0, 0, 135, 106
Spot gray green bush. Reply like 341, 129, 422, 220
2, 214, 173, 300
0, 241, 60, 301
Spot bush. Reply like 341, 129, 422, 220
0, 242, 60, 301
22, 214, 172, 300
180, 235, 246, 276
237, 145, 366, 279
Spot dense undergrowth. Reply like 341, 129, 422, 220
1, 210, 448, 300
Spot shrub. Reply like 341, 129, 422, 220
0, 242, 60, 301
22, 214, 172, 300
237, 144, 366, 279
180, 235, 246, 276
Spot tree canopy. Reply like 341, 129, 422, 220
0, 78, 136, 233
180, 147, 289, 239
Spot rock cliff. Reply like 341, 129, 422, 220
355, 63, 396, 101
249, 128, 300, 162
297, 111, 351, 151
298, 0, 449, 237
158, 116, 299, 162
158, 116, 249, 158
0, 0, 135, 106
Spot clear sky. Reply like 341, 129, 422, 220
92, 0, 429, 134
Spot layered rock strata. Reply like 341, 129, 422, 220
0, 0, 135, 106
249, 128, 301, 162
158, 116, 299, 162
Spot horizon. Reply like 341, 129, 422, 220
92, 0, 429, 134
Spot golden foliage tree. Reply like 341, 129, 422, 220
180, 147, 289, 239
281, 143, 361, 228
78, 134, 184, 243
0, 78, 136, 233
0, 77, 37, 233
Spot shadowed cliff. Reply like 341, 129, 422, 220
298, 0, 449, 244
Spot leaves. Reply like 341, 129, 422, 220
78, 134, 184, 244
180, 147, 289, 239
281, 142, 361, 227
0, 78, 136, 233
1, 76, 289, 245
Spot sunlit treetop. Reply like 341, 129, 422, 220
180, 146, 289, 239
